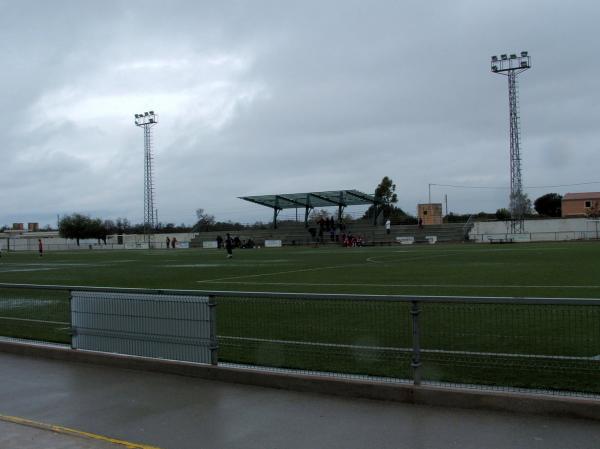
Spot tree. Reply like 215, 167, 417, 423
58, 214, 96, 246
192, 208, 217, 232
511, 191, 533, 216
90, 219, 118, 244
87, 218, 102, 242
375, 176, 398, 207
115, 218, 131, 234
362, 176, 405, 222
309, 209, 330, 221
103, 220, 117, 236
534, 193, 562, 217
444, 213, 473, 223
586, 200, 600, 219
495, 208, 511, 220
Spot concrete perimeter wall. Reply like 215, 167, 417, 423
470, 217, 600, 242
0, 232, 197, 252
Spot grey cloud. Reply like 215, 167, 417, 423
1, 0, 600, 226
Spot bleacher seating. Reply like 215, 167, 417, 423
190, 222, 469, 247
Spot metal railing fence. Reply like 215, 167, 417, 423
0, 283, 598, 397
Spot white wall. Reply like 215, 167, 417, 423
107, 233, 196, 247
0, 232, 198, 251
470, 218, 600, 242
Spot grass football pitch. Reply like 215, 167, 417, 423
0, 241, 599, 393
0, 241, 599, 297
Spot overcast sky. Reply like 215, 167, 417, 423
1, 0, 599, 227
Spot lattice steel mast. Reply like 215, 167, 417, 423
134, 111, 158, 245
491, 52, 531, 233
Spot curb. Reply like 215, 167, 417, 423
1, 340, 599, 421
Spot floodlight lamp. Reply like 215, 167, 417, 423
501, 54, 508, 60
492, 55, 498, 61
144, 112, 149, 116
520, 61, 528, 67
492, 65, 498, 72
510, 54, 517, 59
521, 51, 528, 57
149, 110, 154, 115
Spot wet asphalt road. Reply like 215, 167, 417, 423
1, 352, 599, 449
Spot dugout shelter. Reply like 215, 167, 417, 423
240, 189, 382, 228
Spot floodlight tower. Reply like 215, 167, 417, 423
491, 51, 531, 233
134, 111, 158, 244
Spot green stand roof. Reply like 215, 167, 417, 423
239, 189, 381, 228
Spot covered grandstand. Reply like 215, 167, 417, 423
239, 189, 382, 228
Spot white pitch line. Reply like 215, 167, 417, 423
378, 246, 570, 256
196, 263, 359, 284
198, 280, 600, 289
365, 245, 571, 264
218, 335, 599, 362
0, 268, 57, 273
0, 263, 100, 267
366, 253, 453, 264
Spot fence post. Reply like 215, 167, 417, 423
69, 289, 77, 350
411, 300, 422, 386
208, 295, 218, 366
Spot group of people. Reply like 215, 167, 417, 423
165, 236, 178, 249
216, 234, 254, 250
342, 233, 364, 247
307, 219, 367, 247
309, 216, 349, 243
216, 234, 255, 258
318, 216, 336, 233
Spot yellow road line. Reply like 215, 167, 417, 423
0, 414, 163, 449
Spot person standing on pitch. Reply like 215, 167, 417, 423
38, 239, 43, 257
385, 218, 391, 235
166, 236, 170, 249
225, 233, 233, 259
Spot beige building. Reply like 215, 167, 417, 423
417, 203, 443, 225
561, 192, 600, 218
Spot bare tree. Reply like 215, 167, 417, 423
194, 208, 216, 231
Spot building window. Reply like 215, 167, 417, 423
585, 201, 592, 208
